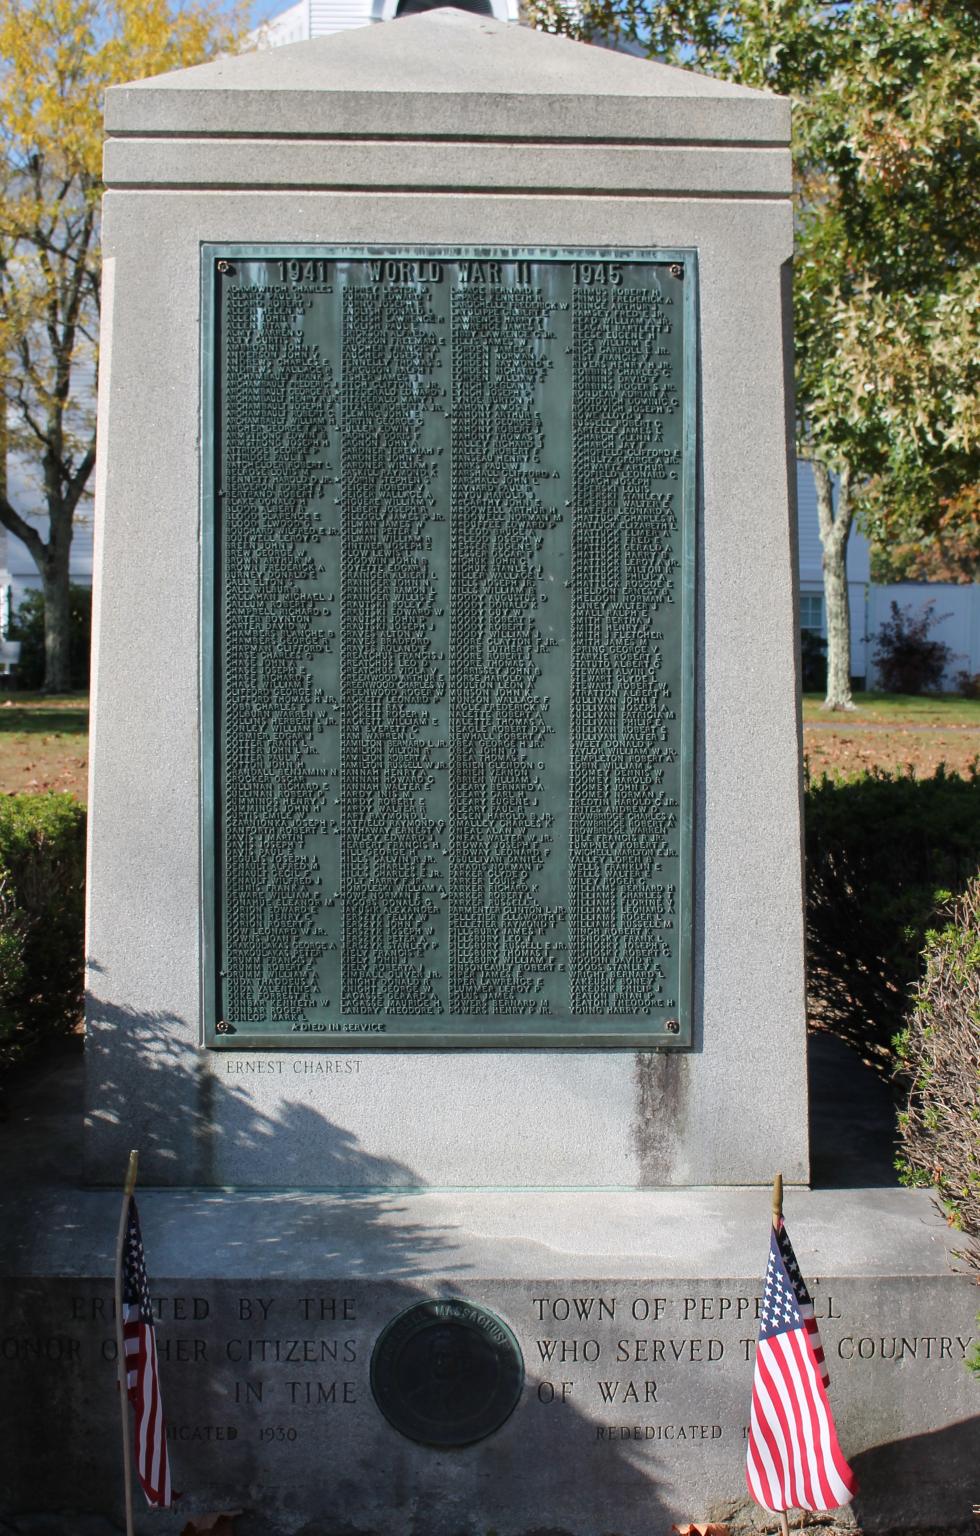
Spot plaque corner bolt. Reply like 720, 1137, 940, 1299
669, 264, 684, 279
216, 259, 233, 274
665, 1018, 680, 1034
216, 1018, 236, 1034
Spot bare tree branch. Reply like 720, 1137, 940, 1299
0, 491, 48, 567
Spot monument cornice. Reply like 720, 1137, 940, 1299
103, 10, 790, 145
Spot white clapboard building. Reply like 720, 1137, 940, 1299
0, 455, 94, 677
256, 0, 518, 44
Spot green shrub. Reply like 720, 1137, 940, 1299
0, 869, 27, 1045
0, 793, 86, 1069
895, 879, 980, 1234
7, 585, 92, 691
871, 600, 954, 694
805, 764, 980, 1070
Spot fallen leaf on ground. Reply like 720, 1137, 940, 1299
180, 1514, 243, 1536
672, 1525, 730, 1536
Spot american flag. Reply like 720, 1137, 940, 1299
122, 1198, 173, 1508
745, 1223, 857, 1513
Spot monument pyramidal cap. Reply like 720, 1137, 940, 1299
104, 6, 786, 140
0, 10, 960, 1536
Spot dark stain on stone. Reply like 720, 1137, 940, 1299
632, 1050, 687, 1186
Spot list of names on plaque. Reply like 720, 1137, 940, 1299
210, 249, 693, 1045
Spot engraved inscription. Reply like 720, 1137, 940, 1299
450, 283, 568, 1016
210, 250, 693, 1044
341, 281, 449, 1015
571, 285, 681, 1014
220, 279, 340, 1026
2, 1279, 975, 1512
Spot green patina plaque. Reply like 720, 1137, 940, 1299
370, 1298, 525, 1448
202, 246, 696, 1049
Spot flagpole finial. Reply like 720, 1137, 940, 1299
124, 1149, 139, 1198
772, 1172, 783, 1229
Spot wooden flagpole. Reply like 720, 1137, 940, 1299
114, 1150, 139, 1536
772, 1172, 790, 1536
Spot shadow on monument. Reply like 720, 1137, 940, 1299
806, 1033, 900, 1190
1, 996, 680, 1536
84, 994, 429, 1191
850, 1415, 980, 1533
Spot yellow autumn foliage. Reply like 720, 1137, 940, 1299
0, 0, 248, 689
0, 0, 246, 184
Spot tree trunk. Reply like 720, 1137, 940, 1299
40, 555, 72, 694
812, 459, 855, 711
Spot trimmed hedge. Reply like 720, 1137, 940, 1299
0, 870, 27, 1044
0, 794, 86, 1069
895, 878, 980, 1235
805, 763, 980, 1070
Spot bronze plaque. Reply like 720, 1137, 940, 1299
202, 246, 697, 1048
370, 1298, 524, 1446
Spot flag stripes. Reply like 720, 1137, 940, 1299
122, 1200, 174, 1508
745, 1222, 857, 1514
802, 1310, 828, 1387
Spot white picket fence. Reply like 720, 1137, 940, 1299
865, 583, 980, 691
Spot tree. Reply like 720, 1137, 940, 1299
792, 3, 979, 704
872, 483, 980, 583
527, 0, 980, 708
0, 0, 245, 692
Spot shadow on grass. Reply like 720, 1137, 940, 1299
0, 699, 89, 736
805, 763, 980, 1072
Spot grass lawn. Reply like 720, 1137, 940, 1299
802, 691, 980, 779
802, 691, 980, 726
0, 692, 90, 800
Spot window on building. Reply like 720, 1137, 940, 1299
799, 591, 823, 632
396, 0, 492, 11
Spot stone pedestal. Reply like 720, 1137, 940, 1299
86, 9, 806, 1190
1, 1178, 977, 1534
